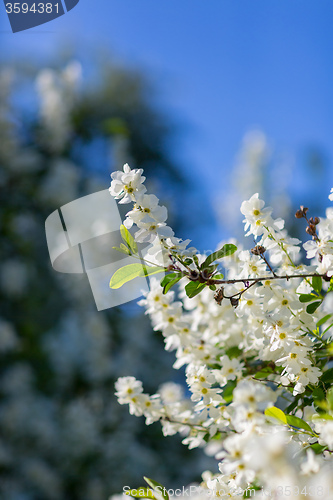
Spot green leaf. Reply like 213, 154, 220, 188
306, 301, 322, 314
110, 263, 165, 289
299, 294, 316, 303
140, 266, 166, 277
313, 413, 333, 421
144, 477, 168, 500
110, 263, 144, 289
254, 367, 274, 379
327, 387, 333, 412
310, 443, 327, 454
221, 380, 237, 403
317, 314, 332, 327
328, 278, 333, 293
312, 275, 322, 294
160, 273, 182, 294
126, 489, 156, 499
120, 224, 138, 254
213, 273, 224, 280
209, 285, 217, 291
112, 244, 131, 255
201, 244, 237, 269
323, 322, 333, 335
321, 367, 333, 384
265, 406, 287, 424
160, 273, 179, 287
193, 255, 199, 268
225, 346, 242, 359
286, 415, 312, 433
185, 281, 206, 298
313, 387, 325, 401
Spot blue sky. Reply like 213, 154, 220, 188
1, 1, 333, 245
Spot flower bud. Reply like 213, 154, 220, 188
306, 224, 317, 236
295, 206, 309, 218
200, 269, 210, 280
309, 216, 320, 225
189, 270, 200, 281
230, 297, 239, 308
214, 287, 224, 306
251, 245, 266, 255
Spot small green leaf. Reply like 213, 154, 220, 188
286, 415, 312, 433
140, 266, 166, 278
120, 224, 138, 254
209, 285, 217, 291
164, 277, 182, 294
299, 294, 316, 303
110, 263, 165, 289
185, 281, 206, 298
193, 255, 199, 268
323, 322, 333, 335
327, 387, 333, 412
310, 443, 327, 454
306, 301, 322, 314
144, 477, 168, 500
313, 413, 333, 421
201, 244, 237, 269
313, 387, 325, 401
317, 314, 332, 327
254, 367, 274, 379
112, 244, 131, 255
328, 278, 333, 293
225, 346, 242, 359
221, 380, 237, 403
213, 273, 224, 280
160, 273, 179, 287
321, 367, 333, 384
160, 273, 182, 294
110, 263, 145, 289
265, 406, 287, 424
312, 275, 322, 294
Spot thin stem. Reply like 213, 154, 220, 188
130, 253, 167, 269
260, 253, 277, 277
210, 272, 325, 286
163, 415, 207, 432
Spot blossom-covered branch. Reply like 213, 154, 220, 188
109, 163, 333, 499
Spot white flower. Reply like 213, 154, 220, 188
240, 193, 273, 237
159, 382, 184, 404
214, 355, 244, 385
124, 194, 168, 228
115, 376, 143, 404
109, 163, 146, 204
233, 379, 277, 410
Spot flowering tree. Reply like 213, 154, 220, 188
110, 164, 333, 499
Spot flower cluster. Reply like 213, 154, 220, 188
110, 164, 333, 498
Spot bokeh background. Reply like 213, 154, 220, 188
1, 1, 333, 499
